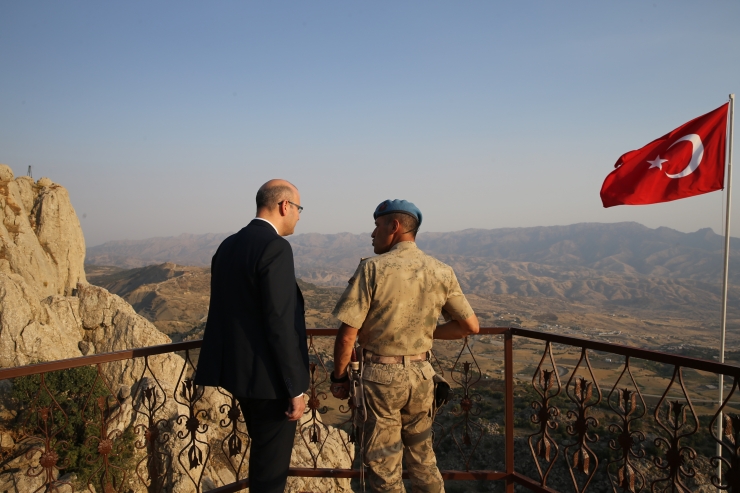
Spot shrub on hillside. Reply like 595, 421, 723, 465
11, 366, 135, 490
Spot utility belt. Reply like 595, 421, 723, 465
361, 348, 450, 410
362, 349, 430, 366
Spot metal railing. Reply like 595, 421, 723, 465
0, 327, 737, 492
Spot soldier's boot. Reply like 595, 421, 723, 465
403, 427, 445, 493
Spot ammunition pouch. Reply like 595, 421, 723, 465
433, 374, 451, 409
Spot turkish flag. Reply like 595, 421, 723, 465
600, 103, 729, 207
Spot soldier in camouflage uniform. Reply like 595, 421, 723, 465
330, 199, 480, 493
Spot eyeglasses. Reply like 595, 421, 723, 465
285, 200, 303, 214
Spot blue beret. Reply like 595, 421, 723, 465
373, 199, 422, 228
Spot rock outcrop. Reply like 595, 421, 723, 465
0, 165, 187, 492
0, 272, 83, 367
0, 165, 85, 298
0, 164, 177, 368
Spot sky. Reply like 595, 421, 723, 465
1, 1, 739, 247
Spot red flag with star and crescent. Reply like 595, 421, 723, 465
600, 103, 729, 208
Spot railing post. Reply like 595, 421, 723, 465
505, 329, 515, 493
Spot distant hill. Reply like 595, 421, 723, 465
86, 233, 230, 268
85, 222, 740, 349
87, 222, 740, 284
86, 263, 343, 339
419, 223, 736, 282
86, 263, 211, 337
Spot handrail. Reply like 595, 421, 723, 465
0, 325, 734, 380
0, 339, 203, 380
0, 327, 511, 380
512, 327, 740, 377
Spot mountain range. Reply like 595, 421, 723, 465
86, 222, 740, 321
87, 222, 739, 277
87, 222, 740, 283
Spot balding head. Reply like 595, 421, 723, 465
254, 179, 302, 236
256, 179, 298, 211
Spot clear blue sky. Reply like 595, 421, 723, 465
1, 1, 738, 247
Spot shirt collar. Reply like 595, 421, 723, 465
390, 241, 418, 252
253, 217, 280, 235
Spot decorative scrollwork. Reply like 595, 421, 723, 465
175, 349, 210, 492
216, 387, 248, 480
527, 341, 562, 486
133, 356, 171, 493
446, 336, 485, 471
299, 335, 358, 468
306, 335, 330, 420
335, 387, 359, 450
21, 372, 71, 493
710, 375, 740, 491
607, 356, 646, 493
651, 366, 698, 493
81, 365, 128, 492
297, 361, 331, 467
563, 348, 601, 493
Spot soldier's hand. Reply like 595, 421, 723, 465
330, 371, 351, 400
330, 380, 350, 400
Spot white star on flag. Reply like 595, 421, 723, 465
647, 156, 668, 170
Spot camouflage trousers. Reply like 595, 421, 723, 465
361, 360, 445, 493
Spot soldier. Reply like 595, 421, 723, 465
330, 199, 479, 493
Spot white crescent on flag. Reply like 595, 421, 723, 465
601, 102, 727, 208
664, 134, 704, 179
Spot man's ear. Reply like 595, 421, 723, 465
390, 218, 401, 235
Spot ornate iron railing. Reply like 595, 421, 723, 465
0, 327, 737, 492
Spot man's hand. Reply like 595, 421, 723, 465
285, 395, 306, 421
330, 380, 351, 400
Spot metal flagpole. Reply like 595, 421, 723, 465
718, 93, 735, 488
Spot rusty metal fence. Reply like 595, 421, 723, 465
0, 327, 737, 492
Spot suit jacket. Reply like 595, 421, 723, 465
194, 220, 309, 399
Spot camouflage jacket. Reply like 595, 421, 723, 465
332, 241, 474, 356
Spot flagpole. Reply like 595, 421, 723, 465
718, 93, 735, 487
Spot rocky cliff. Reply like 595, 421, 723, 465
0, 166, 85, 298
0, 164, 173, 367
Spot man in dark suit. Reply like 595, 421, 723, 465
195, 179, 309, 493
